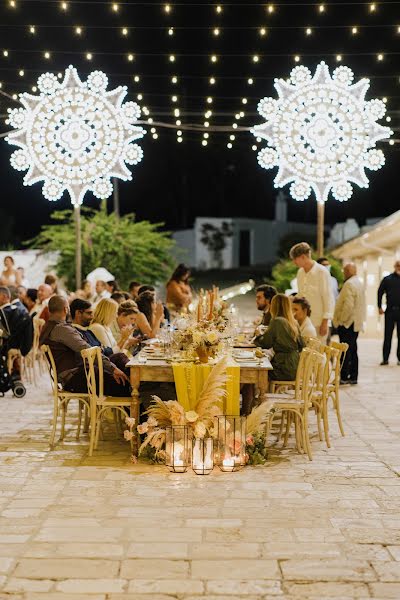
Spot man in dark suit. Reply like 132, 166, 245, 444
378, 260, 400, 365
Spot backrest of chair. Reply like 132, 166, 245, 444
294, 347, 309, 397
40, 344, 60, 399
329, 341, 349, 383
306, 337, 324, 352
81, 346, 103, 399
302, 348, 325, 407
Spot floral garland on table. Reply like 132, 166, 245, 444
124, 358, 228, 462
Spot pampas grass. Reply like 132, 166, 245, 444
195, 357, 228, 417
246, 401, 275, 435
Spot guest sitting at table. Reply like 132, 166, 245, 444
106, 280, 119, 295
40, 296, 129, 396
24, 288, 39, 316
89, 298, 136, 354
166, 263, 192, 315
138, 285, 170, 323
292, 296, 317, 342
110, 301, 141, 354
75, 279, 94, 302
128, 281, 141, 300
136, 291, 164, 339
110, 291, 126, 305
255, 293, 305, 382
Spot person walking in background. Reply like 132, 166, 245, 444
333, 263, 366, 384
378, 260, 400, 366
289, 242, 334, 343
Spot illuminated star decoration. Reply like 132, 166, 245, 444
251, 61, 392, 203
6, 65, 145, 205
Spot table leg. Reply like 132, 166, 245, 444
258, 370, 269, 404
130, 366, 140, 457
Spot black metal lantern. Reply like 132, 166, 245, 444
192, 437, 214, 475
215, 415, 246, 472
165, 425, 190, 473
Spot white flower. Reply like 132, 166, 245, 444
194, 421, 207, 439
124, 430, 134, 441
185, 410, 199, 423
125, 417, 136, 428
207, 331, 219, 344
192, 331, 204, 345
147, 416, 158, 427
137, 423, 149, 435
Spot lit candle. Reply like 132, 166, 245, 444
208, 291, 214, 320
221, 457, 235, 472
197, 295, 203, 322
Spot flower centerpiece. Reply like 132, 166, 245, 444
127, 358, 228, 463
174, 320, 224, 363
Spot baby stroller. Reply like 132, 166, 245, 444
0, 331, 27, 398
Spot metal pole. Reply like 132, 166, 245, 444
317, 201, 325, 258
74, 205, 82, 290
113, 177, 120, 219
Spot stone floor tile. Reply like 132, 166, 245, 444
13, 558, 119, 579
2, 578, 54, 592
281, 559, 377, 582
127, 542, 188, 559
127, 579, 204, 594
372, 561, 400, 582
190, 542, 260, 559
387, 546, 400, 561
191, 559, 280, 579
25, 595, 106, 600
206, 579, 283, 595
369, 582, 400, 598
283, 581, 370, 597
55, 579, 126, 593
120, 559, 189, 579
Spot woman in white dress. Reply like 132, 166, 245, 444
0, 256, 22, 286
292, 296, 317, 341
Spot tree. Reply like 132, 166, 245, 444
28, 205, 176, 289
200, 221, 233, 269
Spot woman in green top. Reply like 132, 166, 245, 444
255, 293, 304, 381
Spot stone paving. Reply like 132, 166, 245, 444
0, 338, 400, 600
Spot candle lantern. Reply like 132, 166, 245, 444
215, 415, 246, 472
165, 426, 190, 473
192, 437, 214, 475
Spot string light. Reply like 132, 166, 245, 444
177, 130, 182, 136
205, 110, 212, 118
3, 50, 9, 57
248, 78, 254, 85
29, 26, 36, 35
377, 53, 384, 61
86, 53, 93, 60
127, 54, 134, 61
204, 133, 209, 139
169, 54, 175, 62
336, 54, 342, 62
172, 95, 178, 102
227, 142, 232, 148
168, 27, 174, 36
232, 123, 238, 129
209, 77, 216, 85
153, 133, 158, 139
253, 55, 259, 63
230, 134, 235, 141
252, 145, 257, 151
112, 3, 119, 12
60, 1, 68, 10
134, 75, 140, 82
165, 3, 171, 13
174, 108, 180, 116
267, 4, 274, 14
319, 3, 325, 13
19, 70, 24, 77
176, 119, 181, 125
207, 96, 213, 104
177, 137, 183, 143
75, 26, 83, 35
216, 5, 222, 14
9, 0, 16, 7
389, 139, 394, 145
351, 26, 358, 34
213, 28, 220, 36
397, 26, 400, 34
121, 27, 128, 36
211, 54, 218, 63
369, 3, 376, 12
259, 27, 267, 36
202, 140, 208, 146
44, 51, 51, 59
294, 55, 300, 62
204, 121, 209, 127
306, 27, 312, 35
242, 97, 247, 104
171, 76, 178, 83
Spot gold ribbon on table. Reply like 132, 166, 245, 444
172, 361, 240, 415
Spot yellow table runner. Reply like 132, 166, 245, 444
172, 362, 240, 415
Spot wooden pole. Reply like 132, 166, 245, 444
74, 205, 82, 290
113, 177, 120, 219
317, 201, 325, 258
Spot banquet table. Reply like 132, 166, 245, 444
126, 354, 273, 456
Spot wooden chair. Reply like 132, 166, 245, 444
41, 344, 90, 449
310, 345, 340, 448
81, 346, 134, 456
264, 348, 325, 460
325, 340, 349, 438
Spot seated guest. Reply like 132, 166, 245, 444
255, 293, 304, 381
106, 280, 119, 295
17, 285, 27, 305
110, 291, 126, 305
166, 264, 192, 314
70, 299, 101, 348
89, 298, 135, 353
292, 296, 317, 341
36, 283, 54, 322
138, 285, 170, 323
110, 301, 141, 354
40, 296, 129, 396
128, 280, 141, 300
0, 286, 34, 378
255, 284, 277, 330
75, 279, 94, 302
44, 274, 60, 295
8, 286, 28, 313
24, 288, 39, 316
93, 280, 111, 303
136, 291, 164, 338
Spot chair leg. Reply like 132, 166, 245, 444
334, 389, 345, 437
88, 402, 97, 457
76, 400, 83, 440
60, 402, 67, 441
294, 414, 303, 453
83, 404, 90, 434
302, 412, 313, 461
322, 397, 331, 448
49, 400, 59, 449
315, 406, 323, 441
283, 412, 292, 448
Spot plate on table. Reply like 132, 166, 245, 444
233, 343, 256, 349
141, 338, 161, 346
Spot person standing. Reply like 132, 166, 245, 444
289, 242, 334, 343
377, 260, 400, 365
333, 263, 366, 384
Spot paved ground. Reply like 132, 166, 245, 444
0, 338, 400, 600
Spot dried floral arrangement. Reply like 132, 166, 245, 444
245, 402, 275, 465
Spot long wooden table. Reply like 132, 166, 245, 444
126, 355, 273, 456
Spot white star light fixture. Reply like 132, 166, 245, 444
5, 66, 145, 205
252, 61, 392, 203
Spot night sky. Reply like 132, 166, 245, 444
0, 0, 399, 246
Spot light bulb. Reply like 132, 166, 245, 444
377, 53, 384, 61
260, 27, 266, 36
177, 130, 182, 135
75, 26, 82, 35
227, 142, 232, 148
369, 3, 376, 12
211, 55, 217, 62
242, 97, 247, 104
176, 119, 181, 125
137, 93, 143, 100
267, 4, 274, 13
60, 1, 68, 9
253, 55, 259, 63
204, 132, 209, 138
122, 27, 128, 36
306, 27, 312, 35
19, 70, 24, 77
232, 123, 238, 129
172, 95, 178, 102
294, 55, 300, 62
171, 76, 178, 83
9, 0, 16, 7
336, 54, 342, 62
112, 3, 119, 12
248, 77, 253, 84
29, 26, 36, 34
44, 51, 51, 59
174, 108, 180, 116
352, 26, 358, 34
168, 27, 174, 35
389, 139, 394, 145
207, 97, 213, 104
204, 121, 209, 127
128, 54, 134, 61
134, 75, 140, 82
230, 134, 235, 141
202, 140, 208, 146
177, 137, 183, 143
213, 28, 220, 36
169, 54, 175, 62
252, 145, 257, 151
319, 3, 325, 12
216, 5, 222, 13
86, 53, 92, 60
150, 127, 156, 134
3, 50, 9, 57
153, 133, 158, 139
165, 3, 171, 13
209, 77, 216, 84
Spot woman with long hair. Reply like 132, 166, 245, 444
166, 263, 192, 314
136, 291, 164, 338
255, 293, 304, 381
89, 298, 136, 353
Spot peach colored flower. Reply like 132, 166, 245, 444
137, 423, 149, 435
185, 410, 199, 423
147, 416, 158, 427
194, 421, 207, 439
125, 417, 136, 428
246, 435, 254, 445
124, 430, 134, 441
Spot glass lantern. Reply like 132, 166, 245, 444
192, 437, 214, 475
215, 415, 246, 472
165, 425, 190, 473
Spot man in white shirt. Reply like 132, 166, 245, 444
93, 280, 111, 304
333, 263, 366, 384
289, 242, 335, 343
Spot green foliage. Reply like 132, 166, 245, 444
27, 205, 176, 290
246, 431, 269, 465
200, 221, 233, 269
269, 254, 344, 293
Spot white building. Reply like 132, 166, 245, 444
332, 210, 400, 337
